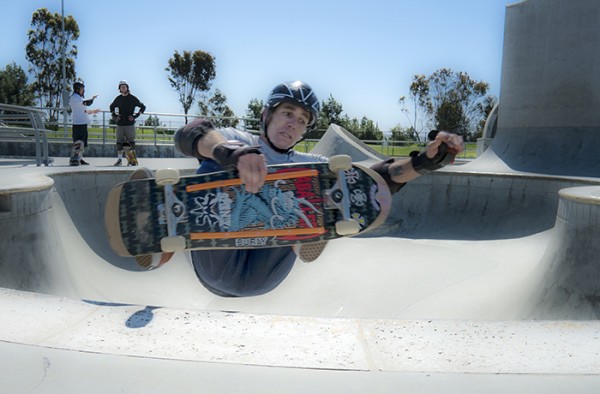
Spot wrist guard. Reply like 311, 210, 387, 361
174, 119, 216, 158
410, 142, 454, 175
370, 158, 406, 194
212, 142, 262, 169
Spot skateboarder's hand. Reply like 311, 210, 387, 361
426, 131, 463, 159
236, 153, 268, 193
406, 130, 464, 176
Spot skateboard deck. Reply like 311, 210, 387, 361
123, 142, 138, 166
104, 156, 392, 257
69, 140, 83, 166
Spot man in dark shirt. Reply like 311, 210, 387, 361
109, 80, 146, 166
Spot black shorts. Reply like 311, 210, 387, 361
72, 124, 88, 147
191, 247, 297, 297
190, 159, 297, 297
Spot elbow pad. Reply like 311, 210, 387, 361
174, 119, 217, 158
370, 158, 406, 194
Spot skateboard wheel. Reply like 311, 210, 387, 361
335, 219, 361, 235
329, 155, 352, 172
160, 236, 186, 252
155, 168, 181, 185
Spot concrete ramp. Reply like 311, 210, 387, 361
311, 124, 387, 164
1, 124, 600, 319
528, 186, 600, 319
4, 0, 600, 390
2, 118, 600, 392
481, 128, 600, 177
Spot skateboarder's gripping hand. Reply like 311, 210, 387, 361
175, 118, 267, 193
407, 130, 464, 175
425, 130, 464, 160
233, 150, 268, 194
212, 142, 267, 194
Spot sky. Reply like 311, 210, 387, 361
1, 0, 516, 130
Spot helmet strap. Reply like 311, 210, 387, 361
263, 131, 293, 154
261, 109, 306, 154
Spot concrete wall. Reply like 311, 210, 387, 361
0, 140, 182, 160
499, 0, 600, 129
488, 0, 600, 177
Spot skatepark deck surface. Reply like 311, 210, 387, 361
1, 124, 600, 393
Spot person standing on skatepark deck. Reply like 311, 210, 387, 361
109, 80, 146, 166
174, 80, 464, 297
69, 81, 100, 166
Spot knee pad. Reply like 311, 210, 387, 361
174, 119, 216, 158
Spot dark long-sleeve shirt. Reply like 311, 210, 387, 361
109, 94, 146, 126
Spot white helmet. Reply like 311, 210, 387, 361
118, 80, 129, 90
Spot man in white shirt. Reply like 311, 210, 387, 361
68, 82, 99, 166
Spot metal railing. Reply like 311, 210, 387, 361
293, 138, 476, 159
0, 103, 50, 166
1, 106, 478, 160
42, 109, 259, 146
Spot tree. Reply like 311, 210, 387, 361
343, 116, 360, 135
475, 95, 498, 139
357, 117, 383, 141
312, 94, 356, 138
0, 62, 35, 106
198, 89, 238, 128
435, 99, 467, 136
389, 125, 417, 141
144, 114, 160, 127
317, 94, 344, 130
25, 8, 79, 123
398, 84, 428, 142
166, 50, 216, 123
244, 98, 263, 131
409, 68, 493, 141
332, 114, 381, 141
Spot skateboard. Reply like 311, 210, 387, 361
104, 155, 392, 262
69, 140, 84, 166
123, 142, 138, 166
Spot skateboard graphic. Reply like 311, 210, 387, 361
123, 142, 138, 166
104, 155, 392, 259
69, 140, 84, 166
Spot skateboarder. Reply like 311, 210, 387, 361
109, 80, 146, 166
68, 81, 100, 166
175, 80, 463, 297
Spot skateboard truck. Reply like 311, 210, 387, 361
155, 168, 187, 253
324, 155, 361, 236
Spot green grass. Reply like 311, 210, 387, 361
49, 126, 478, 158
295, 140, 478, 158
48, 125, 174, 142
368, 143, 477, 158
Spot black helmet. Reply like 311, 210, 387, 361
261, 81, 320, 132
73, 82, 85, 93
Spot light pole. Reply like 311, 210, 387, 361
61, 0, 68, 136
